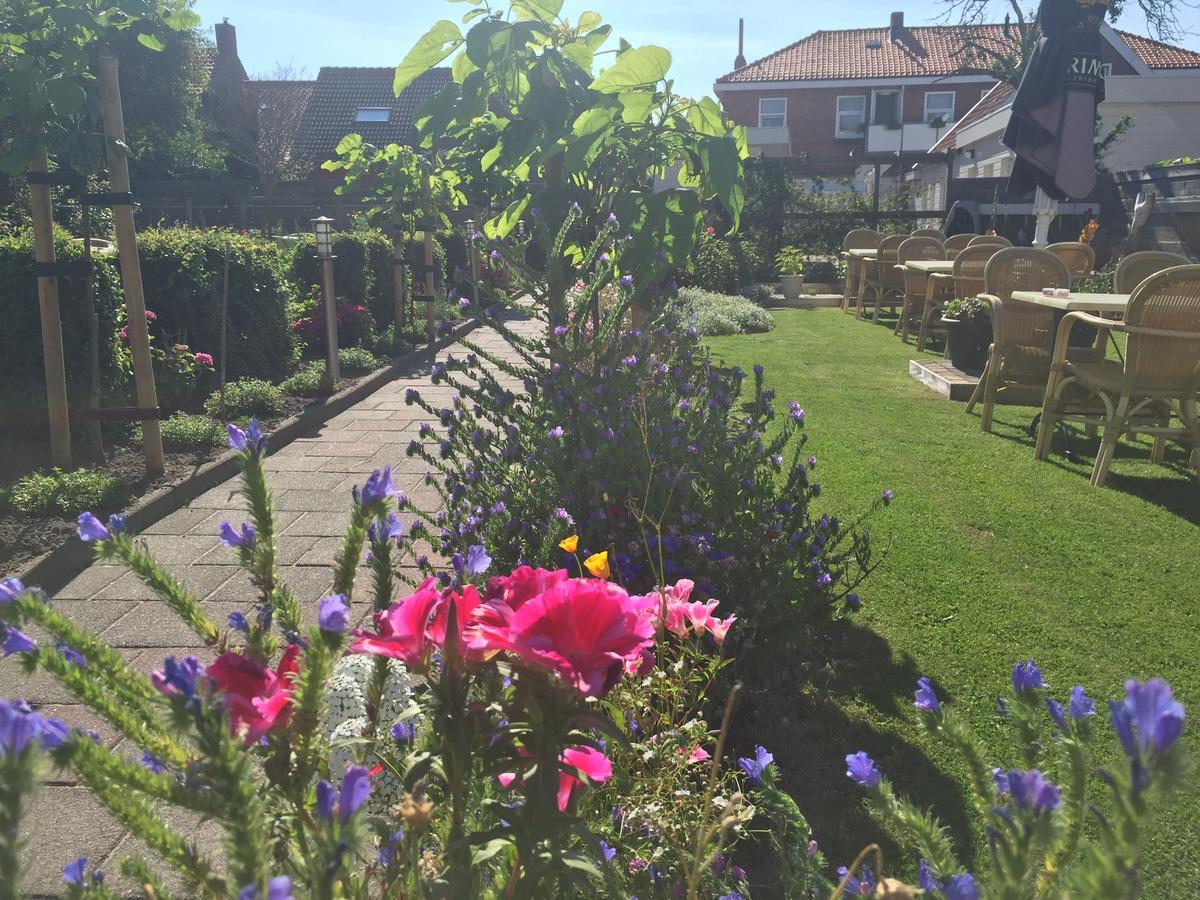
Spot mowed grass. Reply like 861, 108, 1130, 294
707, 309, 1200, 896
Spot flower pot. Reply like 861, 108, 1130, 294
941, 316, 991, 372
779, 274, 805, 300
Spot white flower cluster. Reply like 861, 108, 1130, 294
323, 653, 415, 812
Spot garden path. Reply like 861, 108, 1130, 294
3, 312, 538, 897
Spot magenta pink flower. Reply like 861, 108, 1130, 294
349, 579, 440, 668
485, 566, 569, 610
194, 352, 214, 367
500, 578, 655, 697
205, 644, 300, 745
558, 746, 613, 810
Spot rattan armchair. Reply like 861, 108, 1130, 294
943, 234, 976, 254
855, 234, 906, 321
1046, 242, 1096, 279
1034, 265, 1200, 487
910, 227, 945, 240
966, 248, 1074, 431
1114, 251, 1192, 293
968, 234, 1012, 248
920, 244, 1003, 351
894, 237, 947, 341
841, 229, 884, 313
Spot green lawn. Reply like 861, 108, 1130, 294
707, 309, 1199, 896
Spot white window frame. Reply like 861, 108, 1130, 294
835, 94, 867, 139
354, 107, 391, 123
757, 97, 787, 128
923, 91, 955, 125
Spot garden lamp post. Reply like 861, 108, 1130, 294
313, 216, 340, 390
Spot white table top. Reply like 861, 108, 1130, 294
846, 248, 877, 258
903, 260, 955, 274
1009, 290, 1131, 312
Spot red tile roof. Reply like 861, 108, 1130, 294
929, 82, 1014, 153
718, 24, 1200, 84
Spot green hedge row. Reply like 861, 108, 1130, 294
289, 231, 447, 331
0, 228, 125, 427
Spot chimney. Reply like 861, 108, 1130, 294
734, 18, 747, 70
215, 17, 238, 60
889, 11, 905, 41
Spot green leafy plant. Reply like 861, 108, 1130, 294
1, 468, 129, 517
159, 413, 226, 451
668, 287, 775, 336
279, 362, 331, 397
337, 347, 381, 375
203, 379, 284, 421
739, 283, 773, 305
775, 246, 806, 276
942, 297, 991, 321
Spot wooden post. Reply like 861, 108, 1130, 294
81, 196, 104, 459
421, 178, 436, 344
391, 201, 406, 352
98, 55, 164, 474
28, 149, 73, 469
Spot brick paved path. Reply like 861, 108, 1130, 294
3, 316, 535, 896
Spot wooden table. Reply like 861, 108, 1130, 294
846, 248, 877, 259
895, 259, 956, 344
1010, 290, 1131, 312
904, 259, 954, 275
842, 249, 879, 311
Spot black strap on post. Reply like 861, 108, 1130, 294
84, 191, 134, 207
35, 260, 94, 279
412, 220, 438, 231
408, 262, 437, 275
25, 170, 87, 188
413, 294, 436, 304
81, 406, 164, 423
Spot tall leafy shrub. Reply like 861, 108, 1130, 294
137, 228, 296, 382
0, 228, 124, 426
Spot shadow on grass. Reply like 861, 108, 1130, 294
731, 622, 976, 896
978, 412, 1200, 524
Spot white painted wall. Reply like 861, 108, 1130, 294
1098, 75, 1200, 172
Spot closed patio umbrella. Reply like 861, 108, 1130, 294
1003, 0, 1108, 200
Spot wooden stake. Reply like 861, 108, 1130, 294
392, 202, 406, 351
28, 149, 73, 469
98, 54, 164, 474
82, 194, 104, 460
218, 247, 230, 418
422, 178, 436, 344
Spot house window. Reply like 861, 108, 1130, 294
758, 98, 787, 128
924, 91, 955, 125
835, 95, 866, 139
354, 108, 390, 123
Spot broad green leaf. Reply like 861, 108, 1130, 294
580, 24, 612, 52
452, 51, 478, 82
136, 32, 165, 51
394, 20, 463, 97
697, 135, 745, 229
618, 90, 654, 124
589, 45, 671, 94
45, 79, 86, 114
577, 11, 603, 31
462, 7, 489, 24
512, 0, 564, 22
469, 838, 512, 865
334, 133, 363, 156
687, 96, 726, 137
480, 139, 503, 171
484, 194, 531, 239
570, 105, 613, 138
559, 41, 594, 72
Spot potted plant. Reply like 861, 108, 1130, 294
775, 246, 805, 300
940, 297, 992, 371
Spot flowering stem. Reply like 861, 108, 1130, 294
240, 450, 301, 637
687, 681, 741, 898
0, 749, 39, 900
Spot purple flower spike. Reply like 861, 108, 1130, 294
844, 751, 881, 788
315, 779, 336, 820
0, 577, 24, 603
2, 626, 37, 657
1111, 678, 1185, 758
1069, 686, 1096, 720
1006, 769, 1060, 813
465, 545, 491, 576
737, 745, 774, 787
1012, 659, 1044, 694
391, 720, 417, 743
339, 764, 372, 822
620, 274, 633, 287
914, 677, 941, 714
219, 521, 257, 549
881, 489, 894, 505
227, 420, 267, 455
63, 857, 87, 885
318, 595, 351, 634
267, 877, 293, 900
548, 426, 564, 440
1046, 697, 1067, 731
355, 466, 397, 508
76, 512, 109, 543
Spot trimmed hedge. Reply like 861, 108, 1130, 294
291, 230, 447, 331
0, 228, 125, 427
138, 228, 296, 382
666, 287, 775, 336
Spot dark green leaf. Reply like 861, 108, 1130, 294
136, 32, 164, 51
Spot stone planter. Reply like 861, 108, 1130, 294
779, 274, 805, 300
941, 316, 991, 372
802, 282, 839, 295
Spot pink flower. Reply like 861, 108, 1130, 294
194, 352, 214, 367
501, 578, 655, 697
484, 566, 569, 610
688, 746, 711, 764
682, 600, 720, 635
144, 310, 157, 321
118, 325, 129, 342
205, 644, 300, 745
349, 579, 440, 668
558, 746, 613, 810
708, 615, 737, 645
427, 584, 488, 662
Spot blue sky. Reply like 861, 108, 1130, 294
193, 0, 1200, 99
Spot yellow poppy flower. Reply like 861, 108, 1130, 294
583, 550, 610, 580
558, 534, 579, 554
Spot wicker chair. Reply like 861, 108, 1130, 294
968, 234, 1012, 248
894, 237, 947, 341
1114, 251, 1192, 294
966, 248, 1075, 431
1046, 242, 1096, 279
943, 234, 976, 254
910, 227, 945, 240
855, 234, 906, 321
841, 229, 883, 313
920, 244, 1003, 351
1034, 265, 1200, 486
